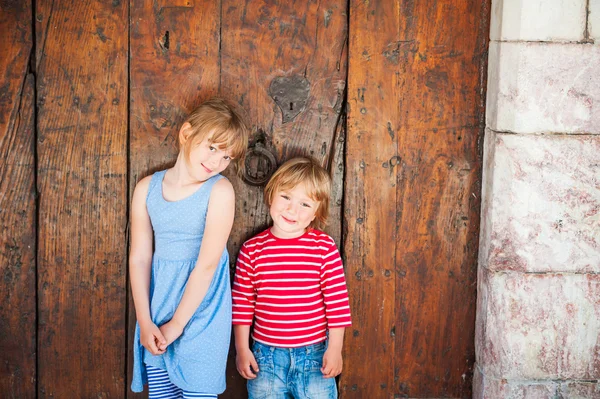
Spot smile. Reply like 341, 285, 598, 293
281, 216, 296, 224
201, 163, 213, 173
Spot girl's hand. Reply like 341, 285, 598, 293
321, 348, 343, 378
158, 319, 185, 351
236, 348, 259, 379
139, 321, 167, 356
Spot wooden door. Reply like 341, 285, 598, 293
342, 1, 490, 398
0, 1, 489, 398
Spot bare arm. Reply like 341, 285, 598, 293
327, 327, 345, 352
159, 178, 235, 346
129, 176, 166, 355
234, 325, 259, 379
234, 324, 252, 353
322, 327, 345, 378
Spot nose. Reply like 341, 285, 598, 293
208, 154, 221, 167
285, 201, 296, 213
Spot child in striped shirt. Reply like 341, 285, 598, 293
232, 157, 352, 399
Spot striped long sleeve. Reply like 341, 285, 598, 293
320, 239, 352, 328
231, 243, 256, 325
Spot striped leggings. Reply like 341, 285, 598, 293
146, 365, 217, 399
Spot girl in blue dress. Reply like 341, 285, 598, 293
130, 98, 248, 398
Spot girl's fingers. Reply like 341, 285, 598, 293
146, 338, 159, 355
154, 328, 167, 345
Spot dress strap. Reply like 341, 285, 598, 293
146, 170, 166, 203
201, 174, 225, 195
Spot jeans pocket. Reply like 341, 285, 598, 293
303, 369, 337, 399
247, 373, 273, 399
303, 346, 337, 399
247, 343, 274, 399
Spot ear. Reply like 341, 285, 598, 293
178, 122, 193, 146
310, 205, 318, 222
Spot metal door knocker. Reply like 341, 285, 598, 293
243, 142, 277, 186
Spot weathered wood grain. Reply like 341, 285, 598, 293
340, 1, 399, 397
392, 1, 489, 396
326, 110, 346, 248
35, 1, 129, 397
0, 1, 491, 396
0, 2, 35, 397
342, 0, 489, 397
220, 1, 348, 396
128, 1, 221, 397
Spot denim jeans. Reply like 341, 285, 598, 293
247, 341, 338, 399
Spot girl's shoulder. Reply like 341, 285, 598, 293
133, 174, 153, 196
135, 170, 166, 195
208, 175, 234, 200
136, 169, 166, 187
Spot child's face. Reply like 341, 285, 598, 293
186, 137, 233, 182
270, 184, 319, 239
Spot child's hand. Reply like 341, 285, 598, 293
236, 348, 259, 379
139, 321, 167, 356
321, 348, 343, 378
158, 319, 185, 351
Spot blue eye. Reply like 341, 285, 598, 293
209, 145, 216, 152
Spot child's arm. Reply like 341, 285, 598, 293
232, 242, 259, 378
320, 236, 352, 377
234, 325, 259, 379
321, 327, 345, 378
129, 176, 166, 355
158, 178, 235, 348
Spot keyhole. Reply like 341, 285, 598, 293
289, 102, 293, 111
160, 31, 170, 50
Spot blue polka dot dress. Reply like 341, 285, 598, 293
131, 170, 232, 394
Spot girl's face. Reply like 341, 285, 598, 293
185, 137, 233, 182
269, 184, 319, 239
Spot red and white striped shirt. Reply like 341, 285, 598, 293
232, 228, 352, 348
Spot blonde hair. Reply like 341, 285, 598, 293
181, 97, 249, 173
264, 157, 332, 229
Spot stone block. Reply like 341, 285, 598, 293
490, 0, 586, 42
559, 381, 600, 398
474, 366, 559, 398
477, 269, 600, 380
487, 42, 600, 134
480, 131, 600, 273
590, 0, 600, 41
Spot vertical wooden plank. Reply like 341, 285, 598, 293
0, 1, 36, 397
35, 1, 128, 397
128, 1, 221, 397
327, 111, 347, 247
393, 1, 489, 397
220, 1, 348, 396
340, 1, 398, 398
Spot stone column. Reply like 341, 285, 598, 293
475, 0, 600, 397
